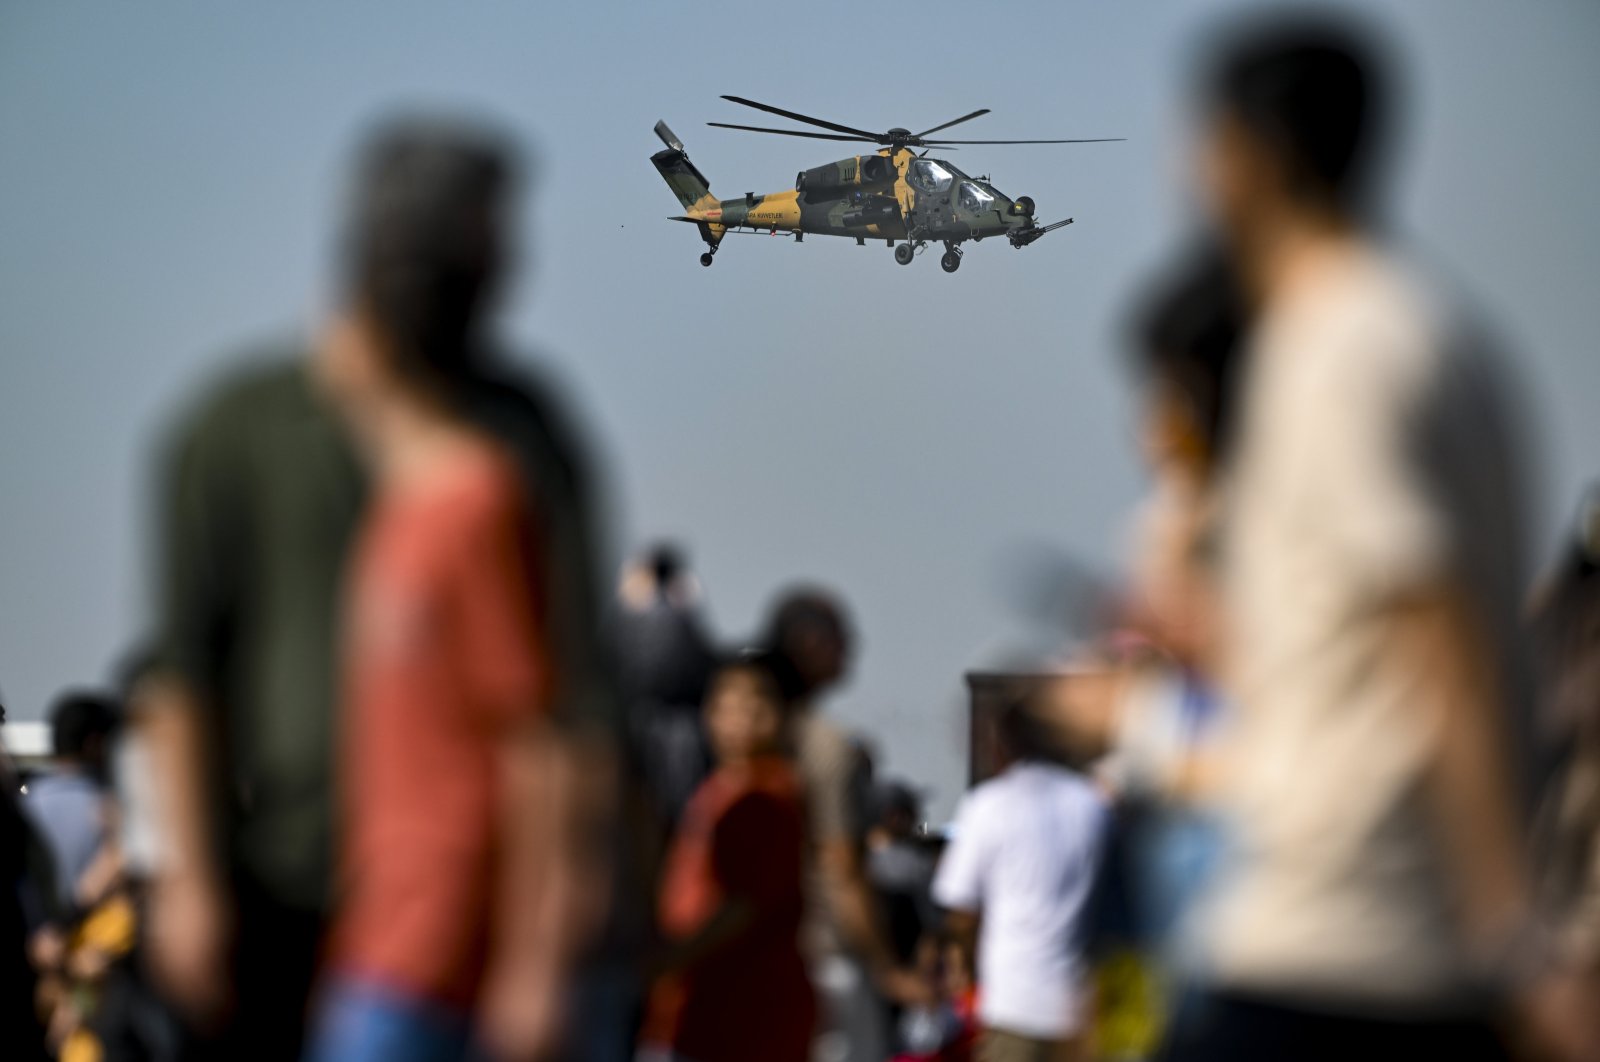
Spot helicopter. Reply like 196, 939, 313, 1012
651, 96, 1121, 273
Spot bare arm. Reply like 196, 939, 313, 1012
481, 718, 623, 1062
141, 674, 232, 1024
479, 718, 580, 1062
941, 907, 978, 980
818, 838, 929, 1004
1400, 589, 1529, 949
653, 899, 757, 977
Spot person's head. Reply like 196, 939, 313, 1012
1127, 241, 1247, 479
49, 692, 118, 776
704, 650, 794, 766
647, 543, 687, 588
1195, 14, 1391, 246
339, 113, 520, 395
874, 780, 921, 839
763, 587, 852, 703
995, 685, 1069, 768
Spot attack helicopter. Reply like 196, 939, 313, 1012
651, 96, 1121, 273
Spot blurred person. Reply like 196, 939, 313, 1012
765, 587, 923, 1062
1526, 488, 1600, 1046
891, 930, 978, 1062
641, 650, 815, 1062
143, 115, 612, 1061
1034, 249, 1250, 1062
614, 542, 717, 834
303, 122, 573, 1062
1121, 242, 1244, 668
868, 780, 940, 1056
23, 692, 119, 911
21, 689, 149, 1061
2, 698, 55, 1062
1163, 13, 1590, 1059
932, 689, 1107, 1062
867, 780, 939, 966
1095, 244, 1245, 946
64, 651, 189, 1062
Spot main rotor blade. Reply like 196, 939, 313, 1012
707, 122, 876, 143
913, 109, 990, 138
720, 95, 883, 141
922, 137, 1126, 145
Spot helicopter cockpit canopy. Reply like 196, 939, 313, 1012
907, 158, 957, 195
958, 180, 996, 213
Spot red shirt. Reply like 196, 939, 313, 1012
648, 755, 815, 1062
332, 441, 547, 1006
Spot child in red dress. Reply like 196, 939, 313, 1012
643, 651, 815, 1062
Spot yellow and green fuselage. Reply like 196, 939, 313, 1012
652, 135, 1051, 266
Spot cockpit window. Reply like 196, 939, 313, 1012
959, 181, 995, 213
908, 159, 955, 195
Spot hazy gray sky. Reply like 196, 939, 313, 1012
2, 1, 1597, 815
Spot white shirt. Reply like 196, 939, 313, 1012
1207, 243, 1529, 1007
932, 762, 1106, 1039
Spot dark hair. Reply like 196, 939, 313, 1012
762, 587, 851, 700
996, 687, 1066, 766
1203, 14, 1389, 213
1128, 241, 1247, 465
343, 114, 517, 388
647, 542, 687, 587
714, 648, 799, 713
50, 692, 118, 760
763, 588, 849, 650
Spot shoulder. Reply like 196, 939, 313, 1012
953, 775, 1009, 828
462, 359, 593, 485
1049, 768, 1111, 832
178, 351, 316, 435
1295, 247, 1449, 385
162, 351, 320, 465
796, 714, 853, 774
438, 439, 532, 523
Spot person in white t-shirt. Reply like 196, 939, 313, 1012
933, 690, 1107, 1062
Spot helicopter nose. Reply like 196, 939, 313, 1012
1012, 195, 1036, 217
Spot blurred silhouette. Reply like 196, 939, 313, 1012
1028, 245, 1249, 1062
866, 780, 938, 967
866, 779, 940, 1055
764, 586, 921, 1062
613, 543, 717, 836
303, 121, 574, 1062
1527, 488, 1600, 1049
23, 692, 118, 911
20, 690, 140, 1060
142, 114, 614, 1061
1119, 241, 1242, 665
641, 650, 814, 1062
2, 696, 54, 1062
932, 689, 1106, 1062
1159, 11, 1587, 1060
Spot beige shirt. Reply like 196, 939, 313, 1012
795, 709, 859, 959
1206, 244, 1528, 1007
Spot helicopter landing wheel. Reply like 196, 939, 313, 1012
699, 252, 715, 267
893, 243, 915, 266
941, 249, 962, 273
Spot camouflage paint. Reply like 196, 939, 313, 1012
654, 138, 1061, 258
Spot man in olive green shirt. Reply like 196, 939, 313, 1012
143, 118, 616, 1060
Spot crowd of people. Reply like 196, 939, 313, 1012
3, 10, 1599, 1062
